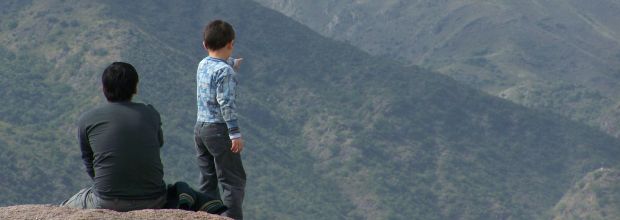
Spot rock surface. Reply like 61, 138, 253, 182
0, 205, 231, 220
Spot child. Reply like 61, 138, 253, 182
194, 20, 246, 220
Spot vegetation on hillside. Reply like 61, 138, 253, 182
254, 0, 620, 138
499, 80, 612, 127
0, 0, 619, 219
551, 168, 620, 220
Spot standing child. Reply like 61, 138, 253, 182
194, 20, 246, 220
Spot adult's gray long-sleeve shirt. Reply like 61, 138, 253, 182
77, 102, 166, 200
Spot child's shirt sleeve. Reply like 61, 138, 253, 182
226, 57, 236, 67
216, 67, 241, 139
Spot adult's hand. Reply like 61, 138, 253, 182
231, 138, 244, 153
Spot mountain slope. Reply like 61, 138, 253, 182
253, 0, 620, 136
551, 168, 620, 220
1, 0, 620, 219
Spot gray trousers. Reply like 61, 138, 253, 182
61, 187, 166, 212
195, 122, 246, 220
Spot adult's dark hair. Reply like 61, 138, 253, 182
101, 62, 139, 102
203, 20, 235, 50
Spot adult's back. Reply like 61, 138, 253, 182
77, 101, 165, 200
62, 62, 167, 211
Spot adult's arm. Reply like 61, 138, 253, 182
158, 125, 164, 148
148, 104, 164, 148
77, 125, 95, 179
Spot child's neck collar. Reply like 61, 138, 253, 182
208, 50, 230, 60
208, 54, 229, 60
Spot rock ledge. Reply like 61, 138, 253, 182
0, 205, 231, 220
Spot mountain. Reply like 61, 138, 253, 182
253, 0, 620, 136
551, 168, 620, 220
1, 0, 620, 219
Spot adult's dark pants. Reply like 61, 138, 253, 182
194, 122, 246, 220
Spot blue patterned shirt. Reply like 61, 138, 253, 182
196, 56, 241, 139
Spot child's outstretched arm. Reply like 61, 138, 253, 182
226, 57, 243, 71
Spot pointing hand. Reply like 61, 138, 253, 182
233, 58, 243, 71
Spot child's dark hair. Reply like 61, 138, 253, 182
101, 62, 139, 102
203, 20, 235, 50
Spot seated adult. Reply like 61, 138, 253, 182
62, 62, 225, 213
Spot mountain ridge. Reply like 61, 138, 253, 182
253, 0, 620, 137
0, 0, 619, 219
551, 168, 620, 220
